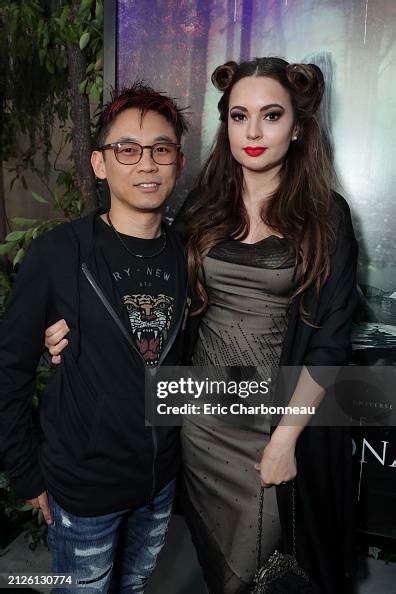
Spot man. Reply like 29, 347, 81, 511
0, 83, 189, 591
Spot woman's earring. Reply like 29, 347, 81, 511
292, 135, 298, 141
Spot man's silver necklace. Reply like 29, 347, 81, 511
106, 211, 167, 259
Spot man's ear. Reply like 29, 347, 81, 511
91, 151, 107, 179
176, 151, 186, 178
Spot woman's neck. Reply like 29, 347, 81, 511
242, 165, 280, 217
239, 165, 283, 243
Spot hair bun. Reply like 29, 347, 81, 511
211, 61, 238, 92
286, 63, 324, 113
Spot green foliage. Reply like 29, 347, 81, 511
1, 0, 103, 192
0, 270, 12, 315
0, 471, 47, 552
0, 0, 103, 269
1, 2, 67, 176
40, 0, 104, 105
2, 175, 82, 270
31, 192, 48, 205
0, 0, 104, 545
0, 471, 48, 551
3, 210, 64, 270
0, 473, 26, 520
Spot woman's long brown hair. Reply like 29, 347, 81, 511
186, 57, 337, 322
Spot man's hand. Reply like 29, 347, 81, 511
27, 491, 52, 525
45, 319, 70, 365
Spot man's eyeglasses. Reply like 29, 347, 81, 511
99, 141, 181, 165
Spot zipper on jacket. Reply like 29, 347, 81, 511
148, 279, 188, 500
81, 262, 143, 358
82, 262, 188, 501
150, 424, 158, 502
82, 262, 188, 366
158, 278, 188, 366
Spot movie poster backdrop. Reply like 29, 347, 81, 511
111, 0, 396, 540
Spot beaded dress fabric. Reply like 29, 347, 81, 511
182, 236, 298, 582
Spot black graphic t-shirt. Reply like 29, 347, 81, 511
96, 216, 177, 366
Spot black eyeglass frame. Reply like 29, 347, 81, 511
99, 141, 182, 165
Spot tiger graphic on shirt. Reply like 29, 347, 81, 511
122, 293, 174, 365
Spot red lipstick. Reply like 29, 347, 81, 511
243, 147, 267, 157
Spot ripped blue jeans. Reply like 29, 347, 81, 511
47, 479, 175, 593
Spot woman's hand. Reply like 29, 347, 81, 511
254, 431, 297, 487
254, 371, 319, 487
45, 319, 70, 365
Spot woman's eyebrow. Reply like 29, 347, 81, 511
229, 103, 285, 112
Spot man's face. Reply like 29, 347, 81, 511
91, 108, 184, 214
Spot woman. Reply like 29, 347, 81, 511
174, 57, 358, 594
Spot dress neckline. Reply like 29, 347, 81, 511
236, 235, 286, 246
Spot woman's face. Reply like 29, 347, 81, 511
227, 75, 297, 173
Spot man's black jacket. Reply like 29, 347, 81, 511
0, 210, 188, 515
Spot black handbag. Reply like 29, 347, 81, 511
249, 483, 319, 594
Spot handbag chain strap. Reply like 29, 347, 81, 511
256, 482, 296, 572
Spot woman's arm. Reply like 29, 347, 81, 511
256, 368, 324, 485
257, 195, 359, 486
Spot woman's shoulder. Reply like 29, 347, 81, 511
328, 191, 358, 268
329, 191, 355, 239
330, 190, 351, 216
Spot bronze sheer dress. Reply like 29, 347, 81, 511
181, 237, 298, 593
